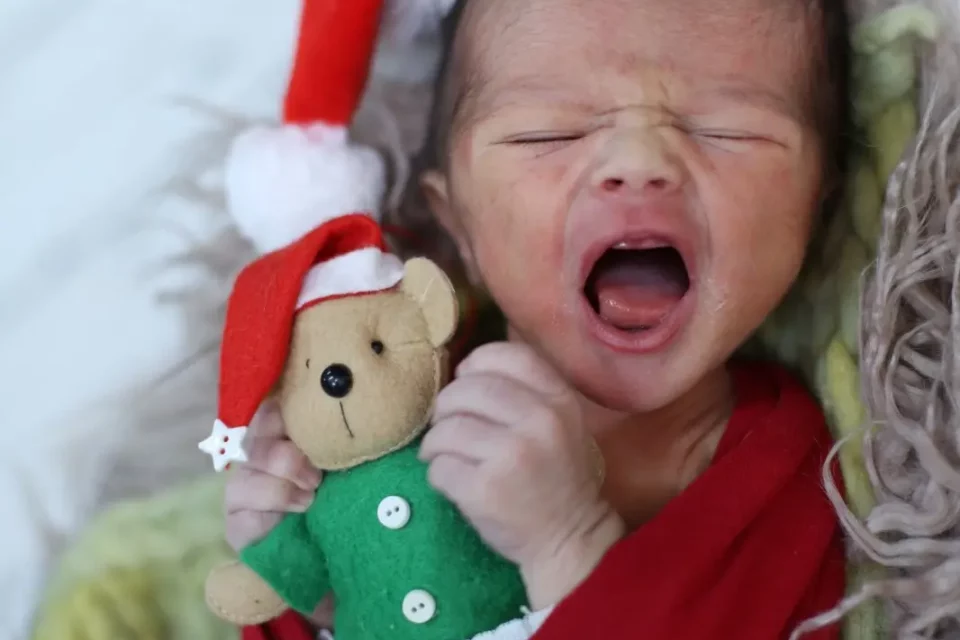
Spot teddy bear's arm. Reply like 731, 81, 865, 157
240, 511, 332, 614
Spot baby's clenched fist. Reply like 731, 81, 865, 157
420, 342, 624, 609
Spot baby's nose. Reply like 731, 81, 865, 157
590, 126, 684, 198
320, 363, 353, 398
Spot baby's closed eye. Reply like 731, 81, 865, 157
497, 130, 590, 155
494, 117, 786, 158
500, 131, 586, 144
681, 128, 777, 153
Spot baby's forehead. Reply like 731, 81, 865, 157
452, 0, 813, 120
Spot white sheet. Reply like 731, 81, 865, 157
0, 1, 302, 637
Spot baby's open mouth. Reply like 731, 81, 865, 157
584, 242, 691, 332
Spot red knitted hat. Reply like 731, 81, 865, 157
199, 0, 454, 471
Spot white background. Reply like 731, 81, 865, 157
0, 1, 300, 637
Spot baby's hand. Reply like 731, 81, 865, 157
420, 342, 625, 610
222, 401, 336, 628
223, 400, 321, 551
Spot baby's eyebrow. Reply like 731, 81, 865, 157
700, 82, 805, 123
466, 80, 596, 123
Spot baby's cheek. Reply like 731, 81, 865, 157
718, 184, 813, 314
475, 226, 563, 333
700, 149, 818, 319
457, 150, 574, 333
713, 146, 818, 241
468, 163, 563, 270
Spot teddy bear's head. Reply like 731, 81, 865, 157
277, 257, 458, 470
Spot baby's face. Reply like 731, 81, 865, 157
428, 0, 823, 412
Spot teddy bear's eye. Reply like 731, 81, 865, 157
305, 359, 311, 369
371, 340, 385, 355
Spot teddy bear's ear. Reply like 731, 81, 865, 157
401, 258, 459, 348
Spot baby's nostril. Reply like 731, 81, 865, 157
602, 178, 625, 191
320, 364, 353, 398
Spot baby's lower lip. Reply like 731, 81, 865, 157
578, 288, 694, 354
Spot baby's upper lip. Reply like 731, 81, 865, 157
575, 202, 699, 286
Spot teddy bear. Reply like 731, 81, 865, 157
191, 2, 530, 637
198, 212, 528, 640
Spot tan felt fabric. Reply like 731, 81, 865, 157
208, 258, 462, 625
401, 258, 459, 348
205, 561, 288, 625
278, 287, 449, 471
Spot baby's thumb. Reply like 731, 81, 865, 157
225, 510, 283, 552
307, 594, 336, 631
250, 399, 285, 438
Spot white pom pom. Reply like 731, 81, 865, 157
381, 0, 457, 44
225, 124, 386, 253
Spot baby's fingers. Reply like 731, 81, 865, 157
244, 438, 321, 491
225, 509, 283, 552
248, 400, 286, 438
307, 594, 336, 630
419, 414, 509, 464
457, 342, 568, 398
225, 468, 316, 515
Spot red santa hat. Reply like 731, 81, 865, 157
199, 214, 402, 471
224, 0, 456, 254
199, 0, 454, 472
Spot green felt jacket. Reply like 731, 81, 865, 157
241, 441, 528, 640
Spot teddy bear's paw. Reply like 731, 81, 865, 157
204, 561, 288, 625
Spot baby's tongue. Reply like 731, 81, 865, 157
592, 252, 687, 329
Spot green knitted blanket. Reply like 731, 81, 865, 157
30, 7, 939, 640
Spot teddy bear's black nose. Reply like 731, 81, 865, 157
320, 364, 353, 399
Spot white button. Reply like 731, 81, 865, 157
402, 589, 436, 624
378, 496, 411, 530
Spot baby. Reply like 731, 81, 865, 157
226, 0, 850, 637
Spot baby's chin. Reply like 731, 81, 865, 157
566, 350, 697, 414
500, 273, 718, 414
517, 319, 696, 414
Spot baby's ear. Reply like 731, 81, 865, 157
401, 258, 459, 348
420, 171, 481, 286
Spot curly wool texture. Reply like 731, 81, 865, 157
753, 1, 960, 638
849, 3, 960, 636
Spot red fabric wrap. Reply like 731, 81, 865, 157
242, 610, 315, 640
532, 362, 845, 640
